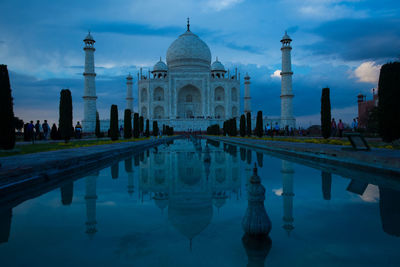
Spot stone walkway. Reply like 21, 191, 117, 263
206, 136, 400, 177
0, 137, 175, 189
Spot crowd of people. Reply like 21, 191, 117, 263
23, 120, 84, 143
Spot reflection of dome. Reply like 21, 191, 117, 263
166, 29, 211, 69
154, 192, 169, 211
168, 193, 213, 242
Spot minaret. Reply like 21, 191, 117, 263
281, 160, 294, 235
85, 173, 98, 238
244, 73, 251, 114
280, 31, 296, 129
126, 73, 134, 112
82, 31, 97, 133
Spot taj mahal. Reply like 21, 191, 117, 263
82, 20, 295, 132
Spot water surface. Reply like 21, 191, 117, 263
0, 138, 399, 267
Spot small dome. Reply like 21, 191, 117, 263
153, 58, 168, 72
84, 32, 95, 42
211, 58, 225, 72
281, 31, 292, 42
126, 73, 133, 80
244, 72, 250, 80
166, 30, 211, 69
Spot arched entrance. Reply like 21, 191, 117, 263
177, 85, 202, 118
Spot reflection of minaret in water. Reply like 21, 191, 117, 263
321, 172, 332, 200
85, 173, 98, 238
281, 160, 294, 235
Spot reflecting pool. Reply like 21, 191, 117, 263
0, 138, 399, 267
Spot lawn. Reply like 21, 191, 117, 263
0, 137, 151, 157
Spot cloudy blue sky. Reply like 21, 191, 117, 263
0, 0, 399, 126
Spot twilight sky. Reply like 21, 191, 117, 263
0, 0, 399, 127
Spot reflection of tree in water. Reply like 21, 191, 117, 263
256, 152, 263, 168
240, 147, 246, 162
111, 163, 119, 179
0, 209, 12, 244
321, 172, 332, 200
379, 187, 400, 237
60, 181, 74, 205
247, 149, 252, 165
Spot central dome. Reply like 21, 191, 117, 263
166, 30, 211, 70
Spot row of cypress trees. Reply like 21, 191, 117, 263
109, 106, 155, 141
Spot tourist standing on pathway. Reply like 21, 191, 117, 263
351, 118, 358, 132
35, 120, 42, 140
331, 118, 337, 137
42, 120, 50, 140
27, 121, 35, 143
338, 119, 344, 137
75, 121, 82, 139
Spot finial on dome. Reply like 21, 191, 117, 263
216, 56, 218, 61
160, 56, 162, 61
187, 17, 190, 32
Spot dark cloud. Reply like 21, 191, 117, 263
304, 17, 400, 62
89, 22, 183, 37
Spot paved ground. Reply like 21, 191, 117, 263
0, 137, 175, 188
206, 136, 400, 176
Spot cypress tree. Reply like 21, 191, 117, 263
240, 114, 246, 137
321, 87, 331, 139
255, 111, 263, 137
124, 109, 132, 139
153, 121, 159, 136
0, 65, 15, 149
59, 89, 73, 143
246, 112, 252, 137
378, 62, 400, 142
95, 111, 101, 138
139, 116, 144, 134
109, 104, 119, 141
133, 113, 139, 138
223, 121, 227, 136
145, 119, 150, 137
231, 118, 237, 136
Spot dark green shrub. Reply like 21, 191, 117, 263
133, 113, 139, 138
153, 121, 159, 136
139, 116, 144, 134
145, 119, 150, 137
59, 89, 73, 143
0, 65, 15, 149
240, 114, 246, 137
378, 62, 400, 142
321, 87, 331, 139
95, 111, 101, 138
255, 111, 263, 137
109, 104, 119, 141
124, 109, 132, 139
246, 112, 252, 136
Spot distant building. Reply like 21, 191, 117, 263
357, 89, 378, 128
